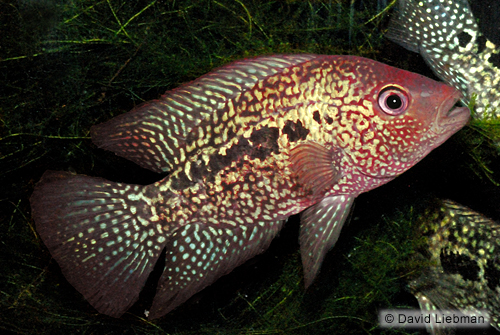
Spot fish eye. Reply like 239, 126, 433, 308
377, 86, 409, 116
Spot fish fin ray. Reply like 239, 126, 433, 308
386, 0, 477, 105
386, 0, 476, 52
412, 270, 494, 334
385, 0, 420, 53
91, 100, 198, 173
289, 142, 342, 197
30, 170, 167, 317
91, 54, 318, 173
148, 220, 284, 319
299, 195, 354, 288
418, 47, 469, 101
414, 293, 453, 335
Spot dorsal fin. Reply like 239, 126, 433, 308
91, 54, 318, 173
386, 0, 476, 53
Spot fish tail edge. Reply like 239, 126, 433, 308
30, 170, 168, 318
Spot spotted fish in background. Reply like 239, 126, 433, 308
30, 54, 469, 319
410, 199, 500, 334
386, 0, 500, 117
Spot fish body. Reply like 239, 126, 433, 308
410, 199, 500, 334
386, 0, 500, 117
30, 54, 469, 319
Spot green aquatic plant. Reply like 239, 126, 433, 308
454, 94, 500, 186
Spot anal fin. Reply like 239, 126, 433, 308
299, 195, 354, 288
148, 220, 284, 319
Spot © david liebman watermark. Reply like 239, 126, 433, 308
379, 309, 490, 330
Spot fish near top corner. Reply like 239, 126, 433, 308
386, 0, 500, 117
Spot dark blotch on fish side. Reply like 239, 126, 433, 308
282, 120, 309, 143
209, 126, 280, 172
468, 0, 500, 46
324, 115, 333, 124
440, 250, 480, 282
476, 35, 488, 54
171, 127, 280, 190
188, 162, 208, 185
185, 128, 198, 147
207, 152, 234, 174
170, 170, 195, 191
488, 53, 500, 69
312, 111, 321, 124
457, 31, 472, 48
446, 228, 458, 245
249, 126, 280, 159
485, 262, 500, 291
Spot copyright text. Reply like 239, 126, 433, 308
379, 309, 489, 329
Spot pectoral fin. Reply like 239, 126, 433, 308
299, 195, 355, 288
289, 142, 342, 197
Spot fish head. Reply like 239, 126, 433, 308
337, 59, 470, 179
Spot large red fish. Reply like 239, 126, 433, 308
30, 54, 470, 319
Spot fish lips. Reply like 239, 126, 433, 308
432, 90, 470, 135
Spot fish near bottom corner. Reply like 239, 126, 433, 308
409, 199, 500, 334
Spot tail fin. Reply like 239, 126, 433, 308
30, 171, 167, 318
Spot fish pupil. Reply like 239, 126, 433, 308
377, 86, 408, 115
386, 94, 402, 109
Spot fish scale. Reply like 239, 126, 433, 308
30, 54, 469, 319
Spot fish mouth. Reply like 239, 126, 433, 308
433, 90, 470, 133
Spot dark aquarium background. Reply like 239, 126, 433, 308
1, 0, 499, 334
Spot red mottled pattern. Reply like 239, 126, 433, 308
30, 54, 469, 319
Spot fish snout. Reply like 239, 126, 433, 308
433, 88, 470, 133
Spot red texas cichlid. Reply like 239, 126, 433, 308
30, 54, 470, 319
